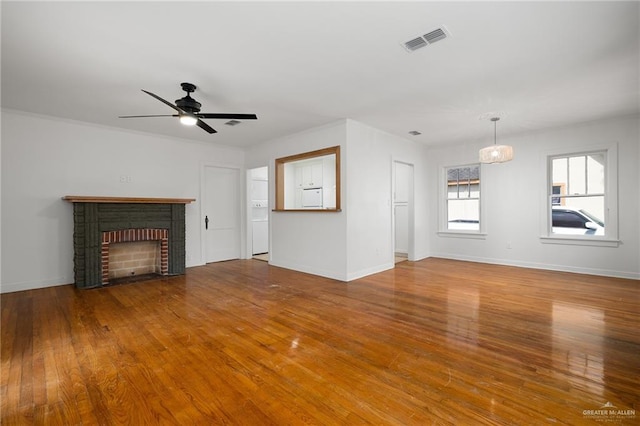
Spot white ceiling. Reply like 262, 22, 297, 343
2, 1, 639, 149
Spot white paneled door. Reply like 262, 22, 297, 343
393, 161, 414, 259
204, 166, 240, 263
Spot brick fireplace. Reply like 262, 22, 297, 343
63, 196, 195, 289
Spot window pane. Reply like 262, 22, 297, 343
587, 153, 605, 194
563, 196, 604, 225
447, 199, 479, 230
447, 184, 457, 199
447, 169, 459, 199
552, 158, 568, 192
458, 167, 470, 181
447, 168, 459, 184
447, 166, 479, 200
459, 183, 470, 199
568, 156, 586, 195
551, 196, 604, 235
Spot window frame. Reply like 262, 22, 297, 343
438, 163, 486, 239
540, 143, 619, 247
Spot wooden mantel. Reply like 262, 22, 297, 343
62, 196, 195, 204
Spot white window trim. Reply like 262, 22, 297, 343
438, 163, 486, 239
540, 142, 620, 247
437, 230, 488, 239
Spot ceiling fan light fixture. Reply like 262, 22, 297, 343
179, 114, 198, 126
119, 83, 256, 134
479, 117, 513, 164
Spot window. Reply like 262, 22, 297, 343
543, 145, 618, 246
445, 165, 480, 232
549, 152, 605, 236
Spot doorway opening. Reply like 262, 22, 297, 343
249, 166, 269, 261
393, 161, 414, 264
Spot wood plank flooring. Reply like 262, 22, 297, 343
2, 258, 638, 425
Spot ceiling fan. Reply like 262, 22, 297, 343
119, 82, 257, 134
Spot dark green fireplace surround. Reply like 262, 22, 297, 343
64, 197, 194, 289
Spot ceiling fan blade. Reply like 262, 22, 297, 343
141, 89, 184, 113
196, 119, 217, 134
196, 113, 258, 120
119, 114, 178, 118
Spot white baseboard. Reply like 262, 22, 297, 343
430, 252, 640, 280
346, 262, 395, 282
0, 276, 73, 294
268, 259, 348, 282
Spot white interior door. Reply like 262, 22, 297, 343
394, 204, 409, 254
393, 161, 414, 259
204, 166, 240, 263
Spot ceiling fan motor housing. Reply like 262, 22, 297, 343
175, 95, 201, 113
176, 82, 201, 113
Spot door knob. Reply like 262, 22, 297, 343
205, 215, 209, 230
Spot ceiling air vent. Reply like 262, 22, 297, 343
423, 28, 447, 44
404, 37, 428, 51
402, 26, 450, 52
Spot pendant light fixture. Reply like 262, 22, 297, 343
479, 117, 513, 164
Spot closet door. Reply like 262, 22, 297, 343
204, 166, 240, 262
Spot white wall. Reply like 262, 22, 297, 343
245, 119, 429, 281
344, 120, 429, 280
1, 110, 244, 293
246, 119, 430, 282
427, 115, 640, 279
246, 121, 349, 280
3, 110, 635, 293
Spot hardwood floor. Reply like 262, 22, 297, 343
2, 258, 638, 425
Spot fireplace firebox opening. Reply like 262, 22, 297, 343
101, 228, 168, 285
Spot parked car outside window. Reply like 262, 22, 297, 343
552, 206, 604, 235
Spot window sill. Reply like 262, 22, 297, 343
539, 236, 620, 247
438, 231, 487, 240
